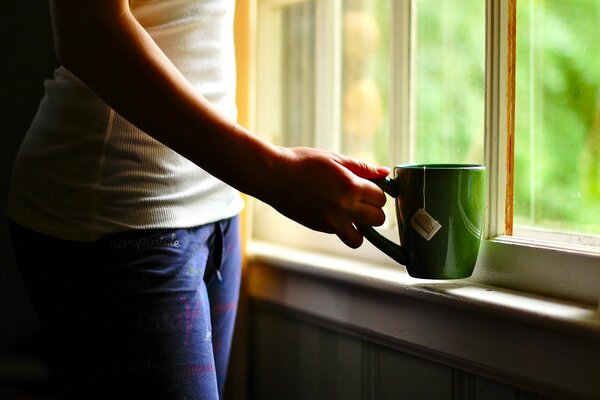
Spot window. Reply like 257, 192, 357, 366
253, 0, 600, 304
513, 0, 600, 247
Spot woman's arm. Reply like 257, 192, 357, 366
49, 0, 388, 248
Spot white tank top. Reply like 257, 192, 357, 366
7, 0, 244, 241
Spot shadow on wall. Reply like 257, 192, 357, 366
0, 0, 58, 395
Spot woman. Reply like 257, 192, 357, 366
7, 0, 388, 398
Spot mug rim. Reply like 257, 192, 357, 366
395, 163, 485, 170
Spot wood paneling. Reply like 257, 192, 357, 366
249, 301, 553, 400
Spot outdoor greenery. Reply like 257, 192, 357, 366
414, 0, 485, 166
514, 0, 600, 235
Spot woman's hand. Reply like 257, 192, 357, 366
265, 147, 389, 248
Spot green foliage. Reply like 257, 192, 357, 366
414, 0, 485, 165
515, 0, 600, 234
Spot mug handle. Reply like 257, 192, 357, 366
356, 177, 408, 266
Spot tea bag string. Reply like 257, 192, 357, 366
422, 166, 426, 210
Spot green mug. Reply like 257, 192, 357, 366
358, 164, 486, 279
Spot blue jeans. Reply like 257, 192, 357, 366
9, 217, 242, 400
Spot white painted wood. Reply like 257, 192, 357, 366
484, 0, 509, 239
390, 0, 414, 165
247, 243, 600, 399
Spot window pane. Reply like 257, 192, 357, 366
261, 1, 317, 148
515, 0, 600, 240
413, 0, 485, 164
341, 0, 391, 166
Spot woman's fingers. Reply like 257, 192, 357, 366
336, 156, 389, 180
331, 197, 386, 249
336, 224, 364, 249
357, 179, 387, 209
353, 200, 386, 227
337, 155, 388, 208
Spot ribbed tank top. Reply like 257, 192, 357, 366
7, 0, 244, 241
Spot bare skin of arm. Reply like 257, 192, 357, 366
49, 0, 389, 248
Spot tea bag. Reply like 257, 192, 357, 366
410, 166, 442, 241
411, 208, 442, 241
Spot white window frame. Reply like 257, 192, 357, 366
251, 0, 600, 306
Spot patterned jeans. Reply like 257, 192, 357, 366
9, 216, 242, 400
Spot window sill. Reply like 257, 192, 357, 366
246, 240, 600, 399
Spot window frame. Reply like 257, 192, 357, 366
251, 0, 600, 306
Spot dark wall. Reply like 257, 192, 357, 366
0, 1, 58, 353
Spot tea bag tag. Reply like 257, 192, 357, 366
411, 208, 442, 241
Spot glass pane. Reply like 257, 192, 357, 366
341, 0, 391, 166
514, 0, 600, 240
413, 0, 485, 164
278, 1, 317, 147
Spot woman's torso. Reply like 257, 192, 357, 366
8, 0, 243, 241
